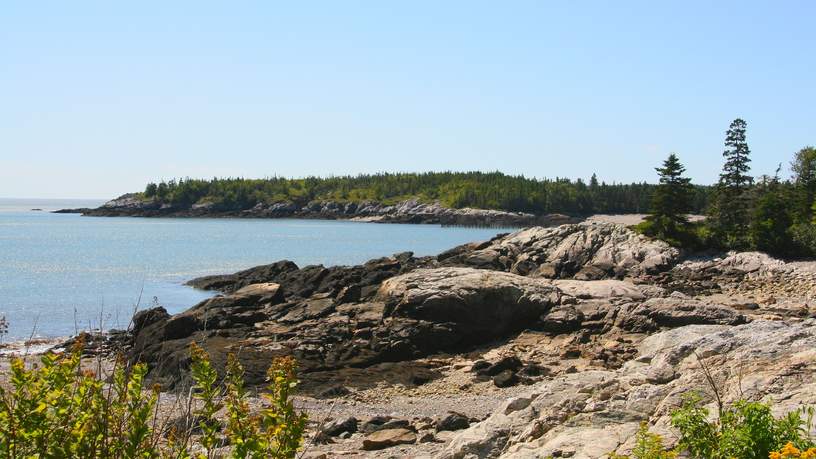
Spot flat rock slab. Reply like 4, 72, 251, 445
554, 279, 646, 300
362, 428, 417, 450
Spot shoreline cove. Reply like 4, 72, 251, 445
16, 221, 816, 457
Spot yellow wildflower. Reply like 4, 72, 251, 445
782, 443, 802, 457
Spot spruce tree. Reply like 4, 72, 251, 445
645, 153, 693, 240
709, 118, 753, 249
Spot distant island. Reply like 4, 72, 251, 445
57, 171, 711, 226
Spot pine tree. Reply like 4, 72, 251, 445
588, 173, 601, 214
589, 173, 599, 189
709, 118, 753, 249
644, 153, 693, 241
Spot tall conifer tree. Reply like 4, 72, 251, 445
709, 118, 753, 248
645, 153, 693, 239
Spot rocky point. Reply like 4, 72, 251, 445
117, 222, 816, 458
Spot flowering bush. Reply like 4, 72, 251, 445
611, 395, 814, 459
770, 442, 816, 459
0, 339, 307, 458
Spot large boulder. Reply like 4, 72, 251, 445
441, 222, 679, 279
377, 268, 562, 343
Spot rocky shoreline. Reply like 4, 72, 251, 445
56, 222, 816, 457
56, 193, 581, 227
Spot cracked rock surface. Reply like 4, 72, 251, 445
119, 222, 816, 458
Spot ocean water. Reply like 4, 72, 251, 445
0, 198, 509, 340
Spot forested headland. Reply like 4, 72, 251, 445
138, 172, 711, 216
97, 118, 815, 257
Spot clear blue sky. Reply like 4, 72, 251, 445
2, 1, 814, 198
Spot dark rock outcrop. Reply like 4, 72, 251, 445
321, 417, 359, 437
436, 412, 470, 432
124, 223, 757, 392
130, 264, 564, 389
59, 195, 582, 227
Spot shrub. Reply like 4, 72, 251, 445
0, 340, 307, 458
634, 218, 703, 250
671, 394, 815, 459
610, 422, 677, 459
613, 394, 815, 459
790, 223, 816, 258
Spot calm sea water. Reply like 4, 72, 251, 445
0, 198, 508, 340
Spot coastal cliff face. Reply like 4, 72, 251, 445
124, 222, 816, 458
62, 194, 581, 227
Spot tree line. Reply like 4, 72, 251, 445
139, 118, 813, 257
640, 118, 815, 257
141, 172, 710, 216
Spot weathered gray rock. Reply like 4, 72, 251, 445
377, 268, 562, 347
99, 193, 158, 210
443, 222, 679, 279
553, 279, 647, 300
656, 251, 806, 297
441, 319, 816, 458
621, 297, 749, 331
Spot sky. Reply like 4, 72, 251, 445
1, 1, 814, 199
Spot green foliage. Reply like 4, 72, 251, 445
630, 117, 816, 259
670, 393, 815, 459
720, 118, 754, 189
650, 153, 694, 224
640, 153, 698, 247
0, 340, 307, 458
136, 172, 712, 216
610, 423, 677, 459
144, 182, 158, 198
190, 343, 223, 454
791, 146, 816, 224
708, 118, 754, 250
612, 397, 815, 459
749, 173, 795, 256
0, 342, 161, 458
790, 223, 816, 256
635, 217, 701, 249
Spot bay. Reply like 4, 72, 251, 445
0, 198, 508, 340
